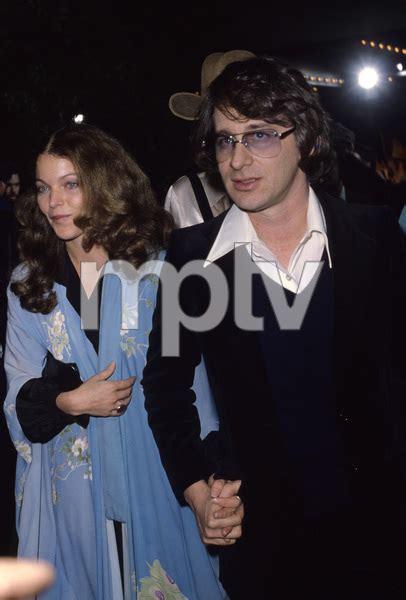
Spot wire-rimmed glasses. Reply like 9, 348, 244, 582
213, 126, 296, 162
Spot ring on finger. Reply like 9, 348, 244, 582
116, 403, 126, 414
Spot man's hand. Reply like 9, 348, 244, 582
209, 475, 244, 537
184, 477, 243, 546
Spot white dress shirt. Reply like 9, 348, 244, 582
205, 187, 332, 294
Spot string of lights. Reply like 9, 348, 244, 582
302, 74, 345, 88
360, 40, 406, 54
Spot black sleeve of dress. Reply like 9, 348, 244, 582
16, 378, 89, 444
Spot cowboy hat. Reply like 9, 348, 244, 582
169, 49, 255, 121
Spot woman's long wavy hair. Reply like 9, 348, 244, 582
12, 123, 173, 313
192, 56, 337, 189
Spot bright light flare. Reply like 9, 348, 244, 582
358, 67, 379, 89
73, 114, 84, 124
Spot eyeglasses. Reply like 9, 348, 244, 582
213, 126, 296, 162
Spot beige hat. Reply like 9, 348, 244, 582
169, 49, 255, 121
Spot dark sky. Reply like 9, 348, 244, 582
1, 2, 406, 197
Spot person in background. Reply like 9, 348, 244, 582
165, 50, 254, 227
329, 120, 406, 220
4, 123, 228, 599
6, 170, 21, 203
0, 163, 12, 211
143, 56, 406, 599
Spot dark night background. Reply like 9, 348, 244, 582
1, 1, 406, 200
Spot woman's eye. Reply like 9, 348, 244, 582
36, 185, 48, 195
66, 181, 79, 189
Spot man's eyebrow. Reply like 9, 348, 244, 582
214, 124, 274, 135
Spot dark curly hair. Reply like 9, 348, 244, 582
12, 123, 173, 313
192, 56, 336, 188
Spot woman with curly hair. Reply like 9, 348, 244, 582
4, 124, 225, 599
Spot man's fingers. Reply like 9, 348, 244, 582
213, 506, 241, 519
201, 525, 242, 545
213, 494, 242, 509
208, 508, 243, 529
203, 537, 237, 546
210, 478, 225, 498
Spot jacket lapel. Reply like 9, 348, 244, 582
319, 193, 377, 341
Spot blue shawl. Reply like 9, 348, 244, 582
4, 256, 226, 599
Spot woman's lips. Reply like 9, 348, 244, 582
50, 215, 71, 223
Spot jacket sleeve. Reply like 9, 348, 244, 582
382, 210, 406, 468
142, 232, 218, 499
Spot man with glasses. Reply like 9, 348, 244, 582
143, 56, 406, 599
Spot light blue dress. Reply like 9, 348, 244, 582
4, 255, 227, 599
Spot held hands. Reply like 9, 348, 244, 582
56, 361, 136, 417
184, 476, 244, 546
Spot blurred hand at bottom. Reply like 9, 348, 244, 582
0, 558, 55, 599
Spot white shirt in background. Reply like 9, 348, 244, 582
164, 172, 231, 228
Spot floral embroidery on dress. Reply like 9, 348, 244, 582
49, 426, 92, 505
131, 572, 137, 593
137, 560, 188, 599
120, 275, 158, 361
4, 402, 15, 417
122, 302, 140, 330
120, 329, 148, 360
44, 310, 72, 360
15, 470, 28, 507
14, 440, 32, 463
13, 441, 32, 507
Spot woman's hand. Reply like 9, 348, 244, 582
56, 361, 135, 417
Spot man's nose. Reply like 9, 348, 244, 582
230, 139, 253, 169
